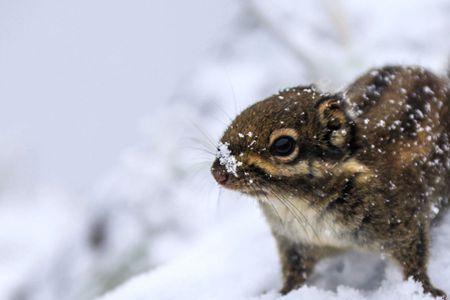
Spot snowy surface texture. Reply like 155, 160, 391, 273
1, 0, 450, 300
99, 212, 450, 300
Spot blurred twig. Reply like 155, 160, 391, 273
320, 0, 352, 47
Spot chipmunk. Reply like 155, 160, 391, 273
211, 65, 450, 298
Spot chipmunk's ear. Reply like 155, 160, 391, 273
315, 94, 355, 150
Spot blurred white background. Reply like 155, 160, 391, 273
0, 0, 233, 192
1, 1, 450, 300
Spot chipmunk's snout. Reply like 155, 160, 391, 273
211, 166, 229, 185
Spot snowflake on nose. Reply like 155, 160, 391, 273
216, 142, 242, 177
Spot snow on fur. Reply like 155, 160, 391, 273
216, 142, 242, 176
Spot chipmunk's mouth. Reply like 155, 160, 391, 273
223, 182, 269, 198
211, 167, 248, 189
211, 161, 268, 196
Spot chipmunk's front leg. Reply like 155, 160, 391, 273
275, 236, 338, 295
390, 223, 446, 299
277, 242, 318, 295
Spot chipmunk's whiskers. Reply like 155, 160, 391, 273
189, 122, 218, 151
209, 101, 235, 124
215, 186, 223, 216
267, 187, 311, 240
253, 183, 284, 227
270, 185, 322, 241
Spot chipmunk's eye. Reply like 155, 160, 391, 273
271, 136, 296, 157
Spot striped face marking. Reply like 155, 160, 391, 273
212, 88, 362, 201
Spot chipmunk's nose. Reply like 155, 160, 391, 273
211, 166, 229, 185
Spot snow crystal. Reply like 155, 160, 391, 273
216, 142, 242, 176
423, 86, 434, 95
376, 120, 386, 128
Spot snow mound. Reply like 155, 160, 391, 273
98, 207, 450, 300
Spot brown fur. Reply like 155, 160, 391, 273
211, 66, 450, 298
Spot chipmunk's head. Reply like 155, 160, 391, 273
211, 86, 357, 198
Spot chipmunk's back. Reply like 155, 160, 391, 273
345, 65, 450, 212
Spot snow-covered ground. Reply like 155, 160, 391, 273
1, 0, 450, 300
98, 211, 450, 300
